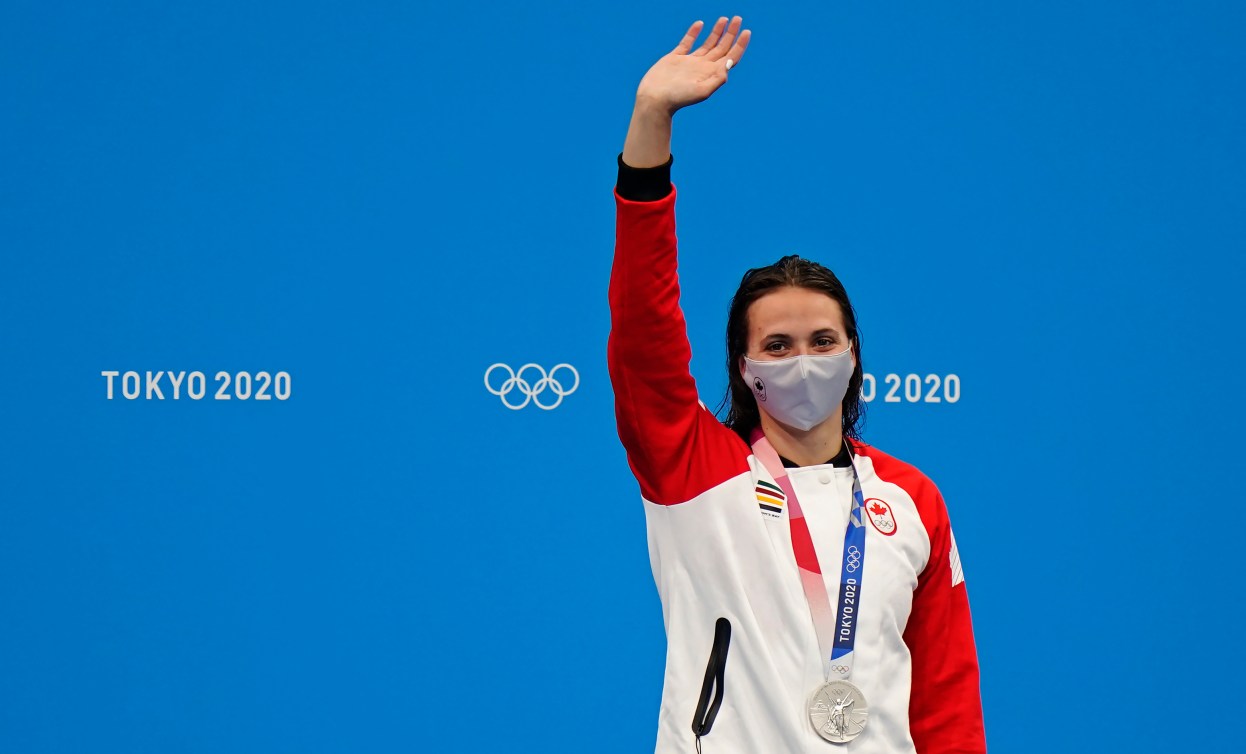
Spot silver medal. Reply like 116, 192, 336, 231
808, 680, 869, 743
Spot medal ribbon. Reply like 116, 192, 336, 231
750, 428, 867, 682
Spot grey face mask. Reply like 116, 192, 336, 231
742, 348, 854, 431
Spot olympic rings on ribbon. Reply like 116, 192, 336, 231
830, 664, 851, 675
484, 363, 580, 410
845, 545, 862, 573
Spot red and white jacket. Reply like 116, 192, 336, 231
608, 186, 986, 753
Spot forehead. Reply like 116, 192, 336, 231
746, 286, 846, 336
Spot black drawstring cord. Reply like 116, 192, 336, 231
691, 617, 732, 751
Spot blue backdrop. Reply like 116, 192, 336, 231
3, 1, 1244, 751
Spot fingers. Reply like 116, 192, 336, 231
692, 16, 748, 67
723, 28, 751, 68
671, 20, 704, 54
670, 15, 750, 81
709, 16, 741, 58
691, 17, 728, 56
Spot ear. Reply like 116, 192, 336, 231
738, 354, 748, 380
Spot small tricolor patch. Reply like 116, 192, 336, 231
756, 479, 786, 515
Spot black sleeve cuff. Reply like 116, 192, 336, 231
616, 152, 673, 202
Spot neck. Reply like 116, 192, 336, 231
756, 410, 845, 466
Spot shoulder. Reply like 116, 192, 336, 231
849, 438, 950, 532
851, 439, 957, 579
628, 408, 755, 506
849, 439, 941, 501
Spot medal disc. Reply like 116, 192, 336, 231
808, 680, 869, 743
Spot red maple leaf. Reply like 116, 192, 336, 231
869, 502, 888, 517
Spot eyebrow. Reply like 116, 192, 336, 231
763, 329, 842, 341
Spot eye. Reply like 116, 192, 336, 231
765, 340, 788, 353
815, 336, 837, 348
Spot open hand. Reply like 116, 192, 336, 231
635, 16, 752, 115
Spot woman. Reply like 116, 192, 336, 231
609, 17, 986, 753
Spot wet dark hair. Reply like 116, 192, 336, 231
716, 254, 865, 442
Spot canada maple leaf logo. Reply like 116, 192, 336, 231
869, 502, 888, 517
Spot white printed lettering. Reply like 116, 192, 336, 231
188, 371, 206, 400
146, 371, 165, 400
122, 371, 140, 399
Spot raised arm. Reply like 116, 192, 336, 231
621, 18, 750, 167
609, 18, 753, 506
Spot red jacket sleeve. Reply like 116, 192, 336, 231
903, 486, 987, 753
608, 186, 750, 506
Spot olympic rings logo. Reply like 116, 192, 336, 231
484, 363, 580, 410
830, 664, 851, 674
845, 545, 862, 572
